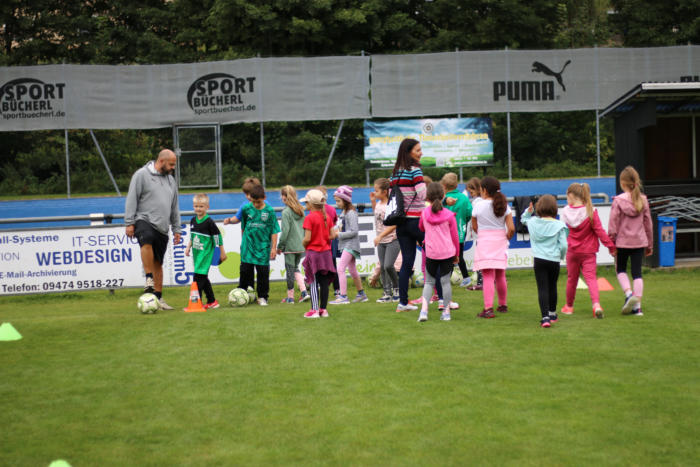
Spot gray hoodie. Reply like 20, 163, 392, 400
124, 161, 181, 235
337, 208, 361, 255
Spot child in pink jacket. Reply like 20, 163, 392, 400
560, 182, 616, 319
608, 166, 653, 316
417, 182, 460, 322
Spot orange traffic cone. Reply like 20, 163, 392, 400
184, 281, 206, 312
597, 277, 615, 291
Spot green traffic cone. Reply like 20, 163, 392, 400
0, 322, 22, 341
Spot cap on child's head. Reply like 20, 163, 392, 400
334, 185, 353, 203
300, 189, 326, 205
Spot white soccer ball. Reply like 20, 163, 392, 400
451, 269, 463, 285
228, 288, 249, 307
137, 293, 160, 314
413, 272, 424, 288
246, 286, 257, 304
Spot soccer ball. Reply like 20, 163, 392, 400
137, 293, 160, 314
246, 286, 257, 304
451, 270, 463, 285
413, 272, 425, 288
228, 288, 249, 307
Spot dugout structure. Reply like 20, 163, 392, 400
601, 82, 700, 261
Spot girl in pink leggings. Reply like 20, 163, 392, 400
471, 176, 515, 319
560, 182, 616, 319
328, 185, 368, 305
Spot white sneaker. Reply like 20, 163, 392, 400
396, 303, 418, 312
257, 298, 268, 306
158, 299, 173, 310
449, 301, 460, 310
144, 277, 155, 293
418, 310, 428, 322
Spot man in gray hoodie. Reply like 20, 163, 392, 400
125, 149, 182, 310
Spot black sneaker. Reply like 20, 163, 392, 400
630, 307, 644, 316
549, 312, 558, 323
540, 317, 551, 328
621, 294, 640, 315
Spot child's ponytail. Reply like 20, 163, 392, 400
567, 182, 594, 221
620, 166, 644, 213
426, 182, 444, 213
481, 176, 507, 217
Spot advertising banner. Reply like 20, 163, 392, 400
0, 207, 613, 296
0, 56, 370, 131
364, 118, 493, 168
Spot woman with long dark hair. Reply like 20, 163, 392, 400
390, 138, 427, 311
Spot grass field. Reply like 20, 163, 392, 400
1, 267, 699, 466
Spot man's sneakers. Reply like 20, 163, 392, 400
158, 299, 174, 310
621, 294, 640, 315
376, 294, 393, 303
352, 291, 369, 303
144, 277, 155, 294
299, 291, 311, 303
561, 305, 574, 315
417, 310, 428, 322
540, 317, 551, 328
396, 303, 418, 312
204, 300, 220, 310
257, 298, 268, 307
593, 303, 604, 319
477, 308, 495, 319
329, 295, 350, 305
549, 311, 558, 323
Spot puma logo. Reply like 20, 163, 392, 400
532, 60, 571, 92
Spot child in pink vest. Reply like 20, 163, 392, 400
608, 166, 653, 316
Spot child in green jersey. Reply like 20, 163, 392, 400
225, 184, 280, 306
185, 193, 227, 309
441, 172, 473, 287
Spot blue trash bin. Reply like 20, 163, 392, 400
657, 216, 677, 267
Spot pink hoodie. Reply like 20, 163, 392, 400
608, 192, 653, 248
560, 205, 615, 254
419, 206, 460, 260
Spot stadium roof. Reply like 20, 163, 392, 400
600, 82, 700, 118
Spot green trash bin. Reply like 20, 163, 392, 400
657, 216, 677, 267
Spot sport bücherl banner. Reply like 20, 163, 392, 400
364, 118, 494, 168
0, 56, 370, 131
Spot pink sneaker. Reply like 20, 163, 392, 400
592, 303, 604, 319
430, 294, 440, 304
304, 310, 320, 319
561, 305, 574, 315
409, 297, 423, 305
319, 309, 329, 318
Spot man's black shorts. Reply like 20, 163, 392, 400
134, 220, 169, 264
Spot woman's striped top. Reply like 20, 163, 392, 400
390, 166, 427, 218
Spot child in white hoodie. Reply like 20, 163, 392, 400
417, 182, 460, 322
